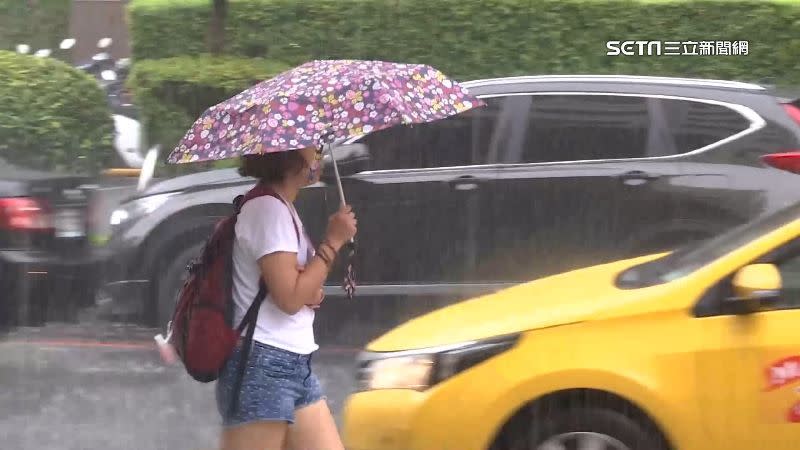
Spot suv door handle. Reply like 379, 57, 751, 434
447, 175, 481, 191
616, 170, 661, 184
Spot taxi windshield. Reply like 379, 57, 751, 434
616, 201, 800, 289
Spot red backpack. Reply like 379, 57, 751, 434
157, 183, 299, 412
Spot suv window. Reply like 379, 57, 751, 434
357, 108, 488, 170
488, 94, 651, 163
485, 94, 752, 164
658, 98, 751, 152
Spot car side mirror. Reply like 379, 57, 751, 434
320, 143, 372, 183
138, 145, 160, 192
728, 263, 782, 314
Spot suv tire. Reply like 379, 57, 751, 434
155, 241, 205, 327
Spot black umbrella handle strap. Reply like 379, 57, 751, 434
228, 279, 267, 417
342, 240, 357, 299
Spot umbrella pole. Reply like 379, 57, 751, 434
327, 144, 355, 248
327, 144, 347, 206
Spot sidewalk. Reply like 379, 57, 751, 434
0, 323, 358, 450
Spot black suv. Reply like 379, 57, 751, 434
101, 75, 800, 344
0, 158, 107, 327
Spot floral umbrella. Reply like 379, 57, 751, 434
168, 59, 482, 164
167, 59, 485, 298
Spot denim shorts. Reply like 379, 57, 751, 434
215, 340, 325, 427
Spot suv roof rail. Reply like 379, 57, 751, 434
762, 77, 800, 103
462, 75, 767, 91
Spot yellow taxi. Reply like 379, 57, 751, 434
342, 200, 800, 450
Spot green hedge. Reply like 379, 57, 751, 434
127, 55, 290, 171
0, 51, 114, 173
0, 0, 71, 58
128, 0, 800, 172
129, 0, 800, 85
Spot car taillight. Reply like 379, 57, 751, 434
0, 197, 53, 231
762, 152, 800, 175
783, 103, 800, 126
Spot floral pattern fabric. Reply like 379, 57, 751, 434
167, 59, 485, 164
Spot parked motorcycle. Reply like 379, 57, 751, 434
16, 38, 150, 169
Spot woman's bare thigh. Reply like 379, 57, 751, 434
285, 399, 344, 450
220, 420, 289, 450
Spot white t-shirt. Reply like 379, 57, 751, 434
231, 195, 319, 354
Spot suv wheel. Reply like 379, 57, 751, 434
501, 408, 669, 450
155, 241, 205, 327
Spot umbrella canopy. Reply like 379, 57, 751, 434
167, 59, 483, 164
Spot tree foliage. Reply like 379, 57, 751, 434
0, 51, 114, 173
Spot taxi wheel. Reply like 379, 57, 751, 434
506, 407, 669, 450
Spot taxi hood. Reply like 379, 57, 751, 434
366, 254, 667, 352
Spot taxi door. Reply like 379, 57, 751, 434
695, 238, 800, 450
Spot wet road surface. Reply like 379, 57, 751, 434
0, 323, 359, 450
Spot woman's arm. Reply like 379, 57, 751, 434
296, 264, 325, 309
257, 204, 356, 315
257, 243, 340, 315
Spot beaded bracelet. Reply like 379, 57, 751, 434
321, 241, 338, 258
317, 250, 332, 267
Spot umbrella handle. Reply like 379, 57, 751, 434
327, 144, 355, 244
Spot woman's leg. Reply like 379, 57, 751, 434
285, 398, 344, 450
216, 343, 302, 450
220, 421, 289, 450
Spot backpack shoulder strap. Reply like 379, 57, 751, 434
227, 182, 304, 417
229, 279, 266, 417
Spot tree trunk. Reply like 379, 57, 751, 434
208, 0, 227, 55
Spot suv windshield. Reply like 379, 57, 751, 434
616, 201, 800, 289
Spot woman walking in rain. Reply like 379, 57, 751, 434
163, 59, 484, 450
216, 147, 356, 450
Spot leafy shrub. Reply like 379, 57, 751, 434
0, 0, 71, 57
0, 51, 114, 173
129, 0, 800, 85
127, 55, 290, 172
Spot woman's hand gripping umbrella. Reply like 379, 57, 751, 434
167, 59, 485, 298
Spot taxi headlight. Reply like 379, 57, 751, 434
356, 333, 520, 392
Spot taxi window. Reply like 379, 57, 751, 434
617, 202, 800, 289
776, 247, 800, 309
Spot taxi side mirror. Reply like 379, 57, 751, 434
728, 263, 782, 314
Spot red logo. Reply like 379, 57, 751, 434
765, 356, 800, 391
787, 402, 800, 423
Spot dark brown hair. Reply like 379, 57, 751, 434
238, 151, 307, 184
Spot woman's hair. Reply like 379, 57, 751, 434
238, 151, 307, 183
